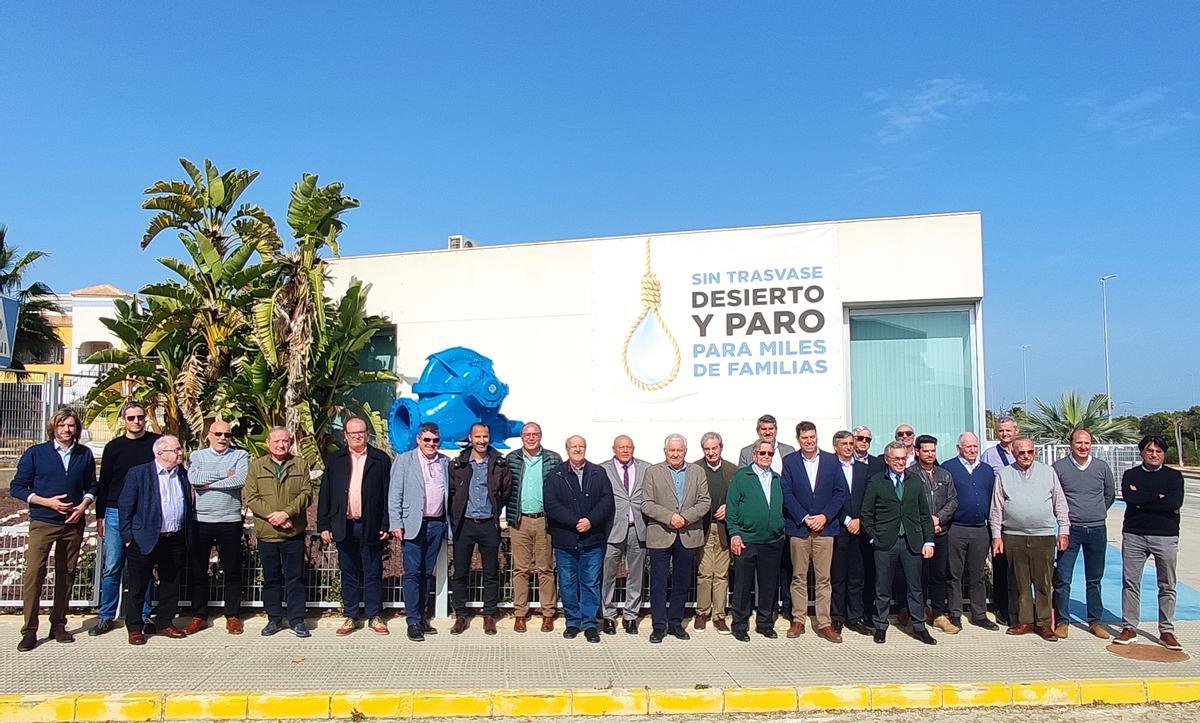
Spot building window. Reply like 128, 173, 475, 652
32, 344, 66, 365
77, 341, 113, 364
849, 309, 976, 451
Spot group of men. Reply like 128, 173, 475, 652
11, 407, 1185, 652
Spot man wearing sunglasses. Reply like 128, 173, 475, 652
183, 420, 249, 635
894, 424, 917, 467
851, 426, 884, 478
91, 402, 159, 637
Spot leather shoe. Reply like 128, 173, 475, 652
157, 625, 187, 639
1054, 622, 1069, 639
693, 614, 707, 630
649, 628, 665, 643
817, 625, 843, 643
291, 622, 312, 638
757, 626, 778, 639
584, 628, 601, 643
142, 618, 157, 635
1006, 623, 1034, 636
668, 624, 690, 641
602, 619, 617, 635
1037, 626, 1059, 641
336, 617, 358, 636
847, 620, 872, 636
541, 616, 554, 633
1113, 627, 1137, 644
1089, 623, 1110, 640
623, 619, 639, 635
450, 616, 469, 635
970, 617, 999, 631
50, 627, 75, 643
786, 620, 805, 638
563, 626, 581, 639
407, 624, 425, 642
261, 620, 282, 636
17, 633, 37, 652
514, 617, 527, 633
1161, 632, 1183, 651
88, 619, 115, 636
913, 628, 937, 645
127, 631, 146, 646
713, 618, 730, 634
873, 628, 887, 644
421, 620, 438, 634
368, 616, 389, 635
483, 615, 497, 635
226, 617, 243, 635
183, 617, 207, 636
733, 630, 751, 642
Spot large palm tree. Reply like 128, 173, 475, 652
1018, 391, 1138, 444
0, 225, 64, 368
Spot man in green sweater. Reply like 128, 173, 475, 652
725, 438, 785, 642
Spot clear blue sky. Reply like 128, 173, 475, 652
2, 4, 1196, 415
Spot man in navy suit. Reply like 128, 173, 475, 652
781, 421, 846, 643
119, 435, 193, 645
829, 430, 872, 636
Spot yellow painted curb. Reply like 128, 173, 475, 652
164, 692, 248, 720
1012, 681, 1081, 706
570, 688, 649, 716
1146, 678, 1200, 703
871, 683, 941, 709
491, 690, 572, 717
75, 692, 161, 722
0, 694, 76, 723
941, 682, 1013, 708
796, 684, 871, 710
411, 690, 491, 718
1078, 679, 1147, 705
723, 687, 797, 713
646, 688, 724, 715
330, 691, 414, 719
246, 691, 330, 720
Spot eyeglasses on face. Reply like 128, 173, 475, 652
211, 431, 233, 439
755, 450, 774, 456
125, 414, 147, 421
160, 448, 183, 454
1015, 450, 1036, 456
346, 430, 367, 436
896, 430, 914, 438
854, 435, 872, 442
419, 437, 440, 444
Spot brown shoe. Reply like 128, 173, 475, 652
483, 615, 498, 635
1054, 622, 1068, 639
1161, 632, 1183, 651
226, 618, 243, 635
514, 617, 527, 633
693, 614, 707, 630
50, 627, 75, 644
713, 618, 730, 634
1036, 626, 1059, 641
817, 625, 843, 643
1006, 623, 1034, 636
450, 616, 469, 635
932, 615, 960, 634
369, 616, 389, 635
1113, 628, 1137, 645
157, 625, 187, 639
787, 620, 806, 638
540, 616, 554, 633
336, 617, 358, 636
183, 617, 207, 636
1088, 622, 1110, 640
128, 631, 147, 646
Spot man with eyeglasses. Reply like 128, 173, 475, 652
894, 424, 917, 467
91, 402, 159, 637
183, 420, 249, 636
504, 422, 563, 633
852, 426, 884, 478
988, 437, 1069, 642
319, 417, 393, 636
737, 415, 795, 623
118, 435, 193, 645
1114, 435, 1186, 650
726, 438, 786, 642
830, 430, 872, 637
389, 422, 450, 641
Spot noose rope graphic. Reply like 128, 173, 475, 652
621, 238, 681, 391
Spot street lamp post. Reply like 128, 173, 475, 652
1021, 344, 1031, 416
1101, 274, 1117, 417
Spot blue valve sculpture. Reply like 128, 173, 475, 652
388, 346, 525, 453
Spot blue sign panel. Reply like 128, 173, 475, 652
0, 295, 19, 369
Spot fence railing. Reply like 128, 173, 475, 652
1036, 443, 1141, 478
0, 371, 114, 461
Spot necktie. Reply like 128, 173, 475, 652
623, 463, 634, 523
999, 447, 1011, 465
894, 474, 905, 537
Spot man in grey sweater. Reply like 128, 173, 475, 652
989, 437, 1070, 642
1051, 428, 1116, 640
183, 420, 250, 635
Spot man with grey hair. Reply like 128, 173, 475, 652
643, 434, 710, 642
738, 415, 795, 473
852, 425, 884, 478
600, 435, 651, 634
981, 414, 1020, 625
693, 431, 736, 633
942, 432, 999, 630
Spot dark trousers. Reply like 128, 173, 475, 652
991, 551, 1015, 619
260, 537, 306, 626
873, 538, 926, 632
731, 539, 783, 634
947, 524, 990, 621
124, 533, 186, 632
831, 530, 870, 625
21, 520, 84, 635
450, 518, 501, 616
923, 533, 951, 616
189, 520, 244, 620
337, 520, 385, 620
649, 537, 696, 630
1004, 533, 1055, 627
775, 547, 793, 617
1054, 523, 1107, 624
402, 517, 446, 625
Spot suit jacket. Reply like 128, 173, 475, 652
119, 461, 193, 554
448, 447, 512, 533
836, 458, 871, 524
781, 450, 846, 538
858, 453, 885, 479
317, 444, 392, 542
641, 462, 710, 549
601, 456, 651, 543
908, 462, 958, 536
737, 441, 796, 468
861, 469, 935, 555
388, 447, 450, 540
543, 460, 615, 550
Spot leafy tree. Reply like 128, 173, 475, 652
0, 225, 65, 368
1017, 391, 1138, 444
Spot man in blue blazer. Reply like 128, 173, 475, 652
829, 430, 873, 637
119, 435, 193, 645
781, 421, 846, 642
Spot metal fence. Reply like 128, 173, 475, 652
0, 372, 113, 461
1036, 443, 1141, 477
